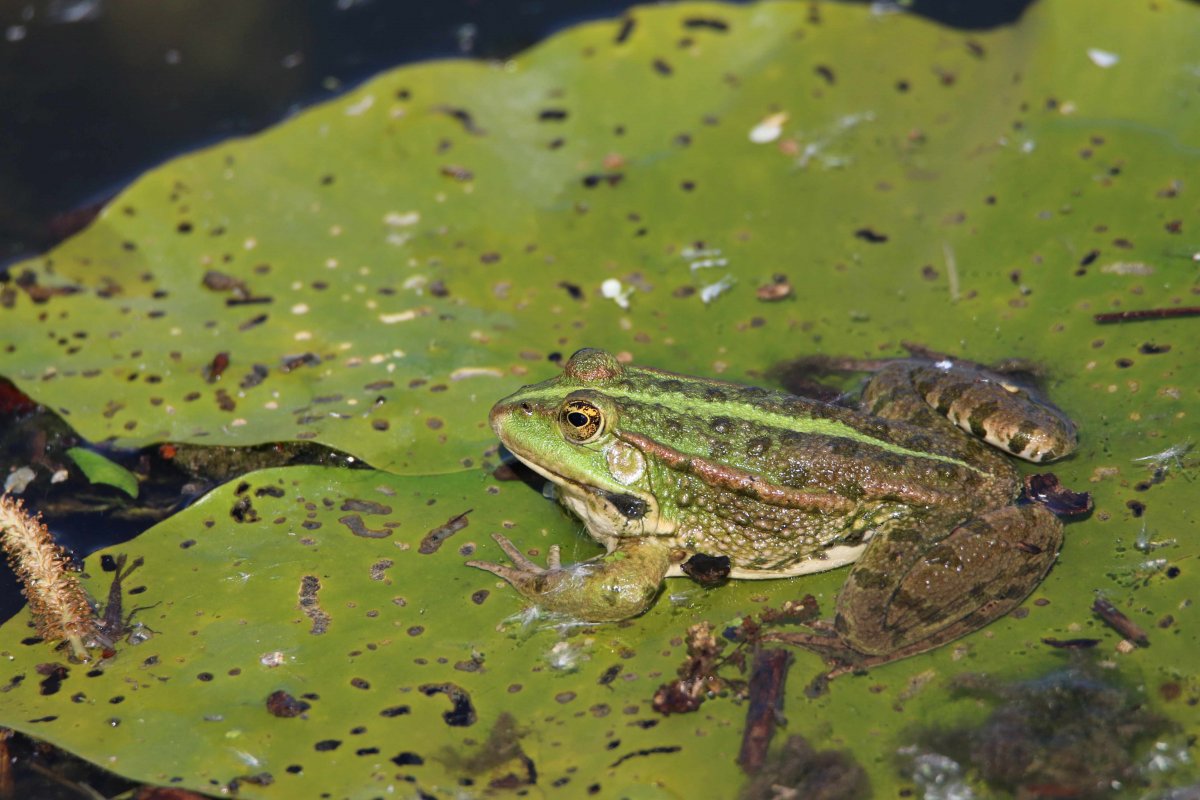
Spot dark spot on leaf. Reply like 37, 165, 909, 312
298, 575, 330, 635
652, 58, 672, 76
266, 690, 310, 717
341, 499, 391, 515
582, 173, 624, 188
419, 682, 477, 727
538, 109, 568, 122
609, 745, 681, 768
471, 589, 489, 605
380, 705, 410, 718
230, 496, 258, 523
440, 164, 474, 181
420, 509, 472, 553
814, 64, 834, 84
36, 664, 69, 696
853, 228, 888, 244
433, 106, 485, 135
598, 665, 621, 686
683, 17, 728, 31
1041, 638, 1100, 649
1126, 499, 1146, 517
392, 752, 425, 766
338, 513, 391, 539
314, 739, 341, 752
1138, 342, 1170, 354
237, 313, 268, 332
614, 16, 635, 43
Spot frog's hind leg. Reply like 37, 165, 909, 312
832, 503, 1063, 661
863, 360, 1077, 463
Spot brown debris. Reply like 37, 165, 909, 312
1094, 306, 1200, 324
737, 648, 793, 774
1091, 597, 1149, 647
652, 622, 729, 715
265, 689, 311, 718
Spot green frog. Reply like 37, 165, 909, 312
470, 348, 1078, 666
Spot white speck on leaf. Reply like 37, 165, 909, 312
345, 93, 376, 116
450, 367, 504, 381
749, 112, 788, 144
601, 278, 634, 309
699, 275, 735, 304
384, 211, 420, 227
1087, 48, 1119, 68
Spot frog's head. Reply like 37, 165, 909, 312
490, 349, 666, 544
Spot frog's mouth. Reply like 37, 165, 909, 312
506, 453, 666, 541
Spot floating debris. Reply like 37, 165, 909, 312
748, 112, 788, 144
600, 277, 634, 309
1092, 596, 1150, 647
1094, 306, 1200, 324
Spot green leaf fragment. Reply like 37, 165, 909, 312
65, 447, 139, 498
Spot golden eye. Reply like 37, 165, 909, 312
559, 400, 605, 442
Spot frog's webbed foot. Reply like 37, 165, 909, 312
467, 533, 672, 622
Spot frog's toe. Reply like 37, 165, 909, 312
472, 532, 545, 573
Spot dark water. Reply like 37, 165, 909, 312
0, 0, 1030, 265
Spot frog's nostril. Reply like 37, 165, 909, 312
520, 402, 533, 415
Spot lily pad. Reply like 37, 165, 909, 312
0, 0, 1198, 796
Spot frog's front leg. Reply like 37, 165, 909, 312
776, 504, 1062, 668
468, 534, 674, 621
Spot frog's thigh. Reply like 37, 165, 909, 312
835, 505, 1062, 657
860, 363, 949, 428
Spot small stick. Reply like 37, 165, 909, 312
1092, 597, 1149, 647
737, 648, 792, 774
1093, 306, 1200, 324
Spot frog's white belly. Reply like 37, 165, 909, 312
664, 539, 871, 580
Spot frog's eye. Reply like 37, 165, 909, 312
559, 399, 605, 443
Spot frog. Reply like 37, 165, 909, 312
469, 347, 1078, 667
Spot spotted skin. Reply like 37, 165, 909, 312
473, 349, 1078, 666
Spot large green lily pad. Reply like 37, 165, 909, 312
1, 0, 1199, 796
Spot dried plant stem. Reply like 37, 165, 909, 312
0, 495, 98, 661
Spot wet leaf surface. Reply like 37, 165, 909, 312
1, 0, 1199, 796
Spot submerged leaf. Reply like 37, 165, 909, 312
65, 447, 139, 498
